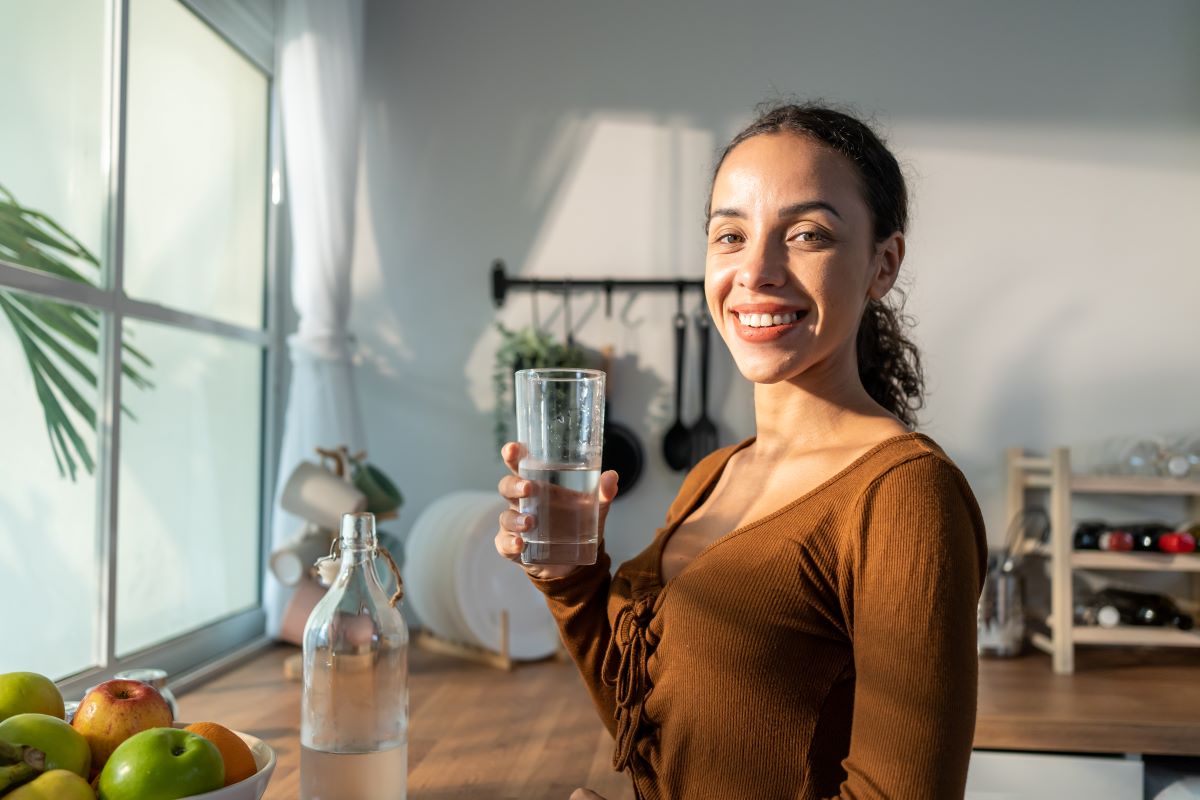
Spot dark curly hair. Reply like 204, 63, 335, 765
707, 101, 925, 428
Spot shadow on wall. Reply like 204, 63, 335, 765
351, 0, 1200, 558
353, 103, 741, 564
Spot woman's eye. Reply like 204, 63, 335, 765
715, 232, 743, 244
792, 230, 826, 243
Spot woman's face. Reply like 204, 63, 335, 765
704, 132, 902, 386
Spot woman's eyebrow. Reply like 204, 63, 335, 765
707, 200, 843, 225
779, 201, 842, 220
707, 206, 745, 223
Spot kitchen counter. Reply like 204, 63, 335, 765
180, 644, 1200, 799
976, 647, 1200, 756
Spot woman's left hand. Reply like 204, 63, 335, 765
569, 790, 607, 800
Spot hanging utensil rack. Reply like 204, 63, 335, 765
490, 259, 704, 315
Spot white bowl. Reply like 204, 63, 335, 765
176, 727, 277, 800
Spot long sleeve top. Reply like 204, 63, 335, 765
530, 432, 987, 800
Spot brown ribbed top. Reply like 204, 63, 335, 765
531, 432, 987, 800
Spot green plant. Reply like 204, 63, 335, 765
0, 183, 153, 480
492, 322, 588, 451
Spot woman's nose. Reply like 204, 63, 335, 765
735, 236, 787, 290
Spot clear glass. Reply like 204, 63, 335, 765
0, 0, 108, 283
1163, 434, 1200, 480
0, 295, 100, 678
1119, 437, 1166, 477
514, 368, 605, 565
123, 0, 269, 329
116, 320, 262, 656
302, 513, 408, 800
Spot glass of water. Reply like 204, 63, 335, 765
514, 368, 606, 566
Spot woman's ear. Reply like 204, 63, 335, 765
868, 232, 904, 301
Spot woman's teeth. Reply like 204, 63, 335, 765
737, 311, 801, 328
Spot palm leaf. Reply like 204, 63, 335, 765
0, 183, 154, 479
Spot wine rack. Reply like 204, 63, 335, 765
1006, 447, 1200, 674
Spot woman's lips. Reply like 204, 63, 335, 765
733, 310, 808, 342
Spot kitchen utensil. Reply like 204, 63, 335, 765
662, 287, 691, 471
562, 281, 574, 347
978, 561, 1024, 657
998, 507, 1049, 571
689, 307, 719, 466
599, 346, 644, 498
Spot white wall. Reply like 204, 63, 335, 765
351, 0, 1200, 564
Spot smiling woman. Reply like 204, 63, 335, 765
495, 101, 987, 800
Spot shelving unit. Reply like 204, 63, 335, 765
1007, 447, 1200, 674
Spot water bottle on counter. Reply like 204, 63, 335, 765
302, 512, 409, 800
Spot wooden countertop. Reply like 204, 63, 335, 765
180, 644, 1200, 799
976, 647, 1200, 756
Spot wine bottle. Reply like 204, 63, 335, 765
1127, 523, 1175, 552
1098, 530, 1135, 551
1087, 587, 1194, 631
1072, 521, 1105, 550
1159, 531, 1197, 554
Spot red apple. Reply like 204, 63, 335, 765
70, 679, 173, 770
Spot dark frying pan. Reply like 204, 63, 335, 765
600, 346, 643, 500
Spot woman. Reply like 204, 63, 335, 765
495, 102, 987, 800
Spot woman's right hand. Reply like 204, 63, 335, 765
495, 441, 619, 581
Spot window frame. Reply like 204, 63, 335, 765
0, 0, 285, 697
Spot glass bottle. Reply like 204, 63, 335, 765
301, 512, 408, 800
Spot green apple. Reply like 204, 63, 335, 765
98, 728, 223, 800
5, 768, 95, 800
0, 713, 90, 778
0, 673, 64, 722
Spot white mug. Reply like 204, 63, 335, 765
269, 523, 334, 587
279, 460, 367, 530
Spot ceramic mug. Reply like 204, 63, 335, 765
279, 461, 368, 531
269, 523, 334, 587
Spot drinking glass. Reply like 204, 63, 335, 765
514, 368, 605, 565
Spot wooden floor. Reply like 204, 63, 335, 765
178, 645, 634, 800
179, 642, 1200, 799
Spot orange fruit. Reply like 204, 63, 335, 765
183, 722, 258, 786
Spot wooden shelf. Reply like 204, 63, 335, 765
1008, 445, 1200, 674
1022, 472, 1200, 495
1073, 626, 1200, 648
1071, 551, 1200, 572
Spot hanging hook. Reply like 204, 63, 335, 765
675, 281, 685, 316
562, 280, 574, 347
530, 279, 540, 332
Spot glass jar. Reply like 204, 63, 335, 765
301, 512, 408, 800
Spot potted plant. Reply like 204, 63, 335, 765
492, 322, 589, 451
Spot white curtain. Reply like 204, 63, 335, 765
266, 0, 367, 636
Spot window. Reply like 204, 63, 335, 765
0, 0, 280, 693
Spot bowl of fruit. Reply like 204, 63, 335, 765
0, 671, 275, 799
